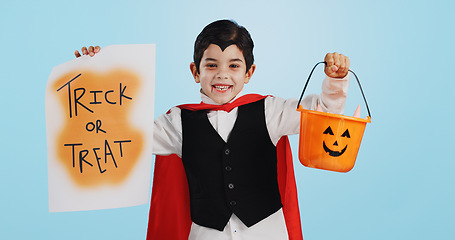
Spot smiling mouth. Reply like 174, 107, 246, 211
323, 142, 348, 157
212, 84, 233, 93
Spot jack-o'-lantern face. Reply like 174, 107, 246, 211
322, 126, 350, 157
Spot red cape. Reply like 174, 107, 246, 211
147, 95, 303, 240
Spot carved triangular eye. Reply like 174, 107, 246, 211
323, 126, 334, 135
341, 129, 350, 138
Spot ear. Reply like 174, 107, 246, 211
244, 64, 256, 84
190, 62, 200, 83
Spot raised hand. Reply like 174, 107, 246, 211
324, 52, 350, 78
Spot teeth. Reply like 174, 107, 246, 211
214, 85, 230, 91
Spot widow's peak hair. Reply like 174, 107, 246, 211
193, 20, 254, 73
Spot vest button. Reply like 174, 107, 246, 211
230, 200, 237, 206
224, 149, 230, 155
228, 183, 235, 189
225, 166, 232, 171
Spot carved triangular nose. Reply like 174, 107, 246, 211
333, 141, 338, 146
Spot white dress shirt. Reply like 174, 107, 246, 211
152, 74, 349, 240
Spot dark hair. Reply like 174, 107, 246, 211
193, 19, 254, 73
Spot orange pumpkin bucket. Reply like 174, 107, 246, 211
296, 62, 371, 172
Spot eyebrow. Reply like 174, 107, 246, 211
230, 58, 244, 63
203, 58, 244, 63
203, 58, 217, 62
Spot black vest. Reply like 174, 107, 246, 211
181, 99, 282, 231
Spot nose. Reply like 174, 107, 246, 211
216, 67, 229, 79
333, 141, 338, 146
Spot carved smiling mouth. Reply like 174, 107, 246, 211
323, 141, 348, 157
212, 84, 233, 93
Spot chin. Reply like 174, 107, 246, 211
210, 94, 235, 104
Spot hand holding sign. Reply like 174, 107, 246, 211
46, 44, 155, 212
74, 46, 101, 58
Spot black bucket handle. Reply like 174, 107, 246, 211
296, 61, 371, 118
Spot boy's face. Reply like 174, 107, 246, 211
190, 44, 255, 105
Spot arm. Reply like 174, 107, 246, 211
265, 53, 350, 144
315, 74, 350, 114
152, 107, 183, 157
316, 52, 350, 114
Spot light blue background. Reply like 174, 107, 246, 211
1, 0, 454, 239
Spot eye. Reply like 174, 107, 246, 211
323, 126, 334, 135
206, 63, 217, 68
341, 129, 350, 138
230, 64, 240, 68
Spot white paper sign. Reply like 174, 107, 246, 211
46, 44, 155, 212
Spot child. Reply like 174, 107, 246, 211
76, 19, 350, 240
